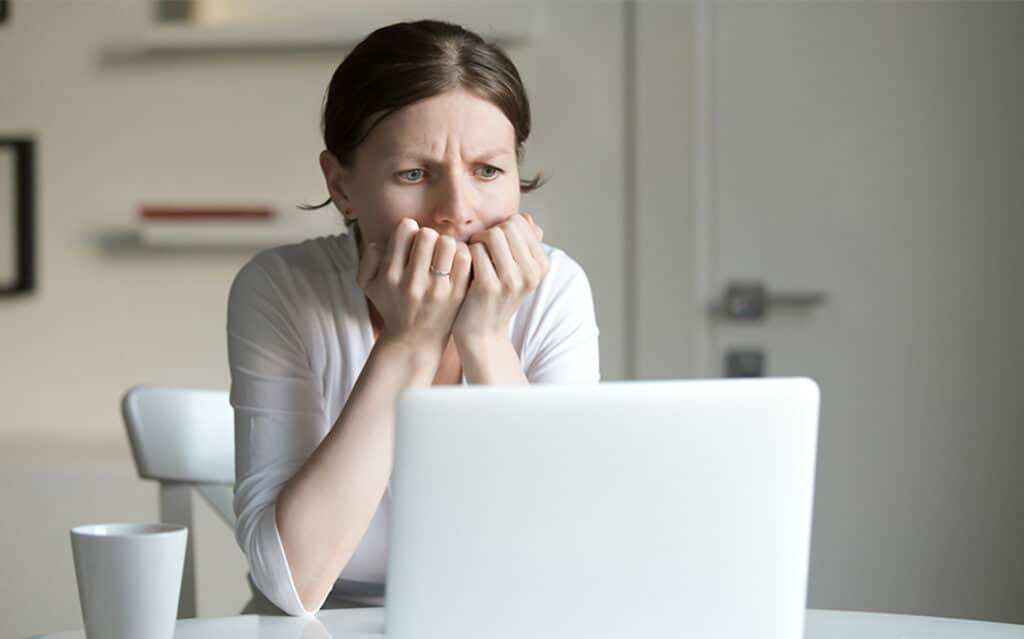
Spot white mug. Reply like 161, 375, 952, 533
70, 523, 188, 639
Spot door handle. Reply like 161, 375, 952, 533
713, 281, 827, 321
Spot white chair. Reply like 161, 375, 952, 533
121, 385, 239, 619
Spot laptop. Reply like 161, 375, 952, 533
386, 378, 819, 639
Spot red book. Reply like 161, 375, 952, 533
139, 206, 275, 221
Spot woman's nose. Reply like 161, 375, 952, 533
431, 174, 476, 232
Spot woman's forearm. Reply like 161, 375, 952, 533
455, 333, 528, 385
275, 337, 441, 612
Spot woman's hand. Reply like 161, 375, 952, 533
451, 212, 549, 345
358, 217, 472, 357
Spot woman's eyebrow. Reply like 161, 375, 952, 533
470, 149, 515, 162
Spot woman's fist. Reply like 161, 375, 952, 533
358, 218, 472, 352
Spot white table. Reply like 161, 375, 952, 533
32, 608, 1024, 638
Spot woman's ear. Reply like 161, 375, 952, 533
319, 150, 356, 220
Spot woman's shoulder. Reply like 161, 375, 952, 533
228, 232, 359, 315
538, 243, 590, 290
517, 243, 595, 319
246, 232, 358, 276
231, 232, 357, 289
512, 242, 598, 355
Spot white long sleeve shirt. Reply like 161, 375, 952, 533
227, 231, 600, 616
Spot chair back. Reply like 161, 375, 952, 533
122, 385, 235, 485
121, 385, 239, 618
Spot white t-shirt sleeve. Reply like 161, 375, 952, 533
517, 248, 601, 384
227, 253, 329, 617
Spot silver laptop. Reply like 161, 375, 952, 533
386, 378, 819, 639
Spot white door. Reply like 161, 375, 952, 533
704, 1, 1024, 623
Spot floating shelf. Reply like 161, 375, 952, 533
110, 3, 542, 57
97, 225, 346, 254
97, 230, 278, 254
95, 207, 347, 254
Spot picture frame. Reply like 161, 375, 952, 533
0, 138, 35, 296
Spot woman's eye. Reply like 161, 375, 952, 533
477, 165, 502, 179
397, 169, 425, 182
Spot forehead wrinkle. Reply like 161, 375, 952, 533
368, 91, 516, 164
382, 136, 513, 165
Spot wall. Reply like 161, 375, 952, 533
633, 1, 701, 380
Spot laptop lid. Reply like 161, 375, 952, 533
387, 378, 819, 639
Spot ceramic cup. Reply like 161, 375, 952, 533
70, 523, 188, 639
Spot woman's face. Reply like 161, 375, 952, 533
322, 88, 522, 247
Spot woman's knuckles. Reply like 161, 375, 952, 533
477, 277, 502, 295
401, 279, 428, 300
426, 285, 449, 304
498, 273, 524, 294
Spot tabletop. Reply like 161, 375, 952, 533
31, 607, 1024, 639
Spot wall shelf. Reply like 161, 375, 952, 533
94, 218, 346, 255
107, 3, 542, 59
95, 230, 302, 255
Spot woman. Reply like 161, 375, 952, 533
228, 20, 600, 616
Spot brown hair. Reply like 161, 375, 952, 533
303, 20, 544, 220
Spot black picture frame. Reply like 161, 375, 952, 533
0, 138, 35, 296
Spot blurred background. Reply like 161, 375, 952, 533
1, 0, 1021, 636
